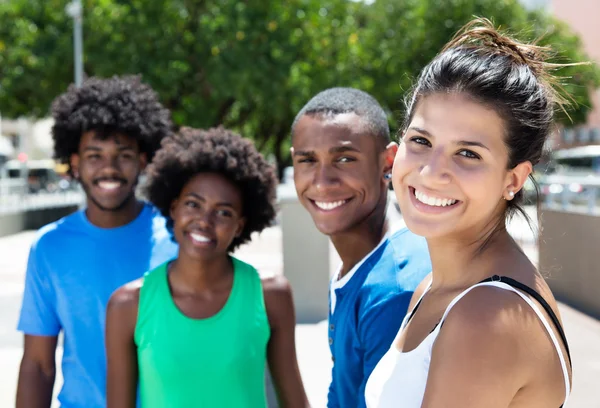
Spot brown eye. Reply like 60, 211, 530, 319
184, 200, 199, 208
410, 137, 431, 146
458, 150, 480, 159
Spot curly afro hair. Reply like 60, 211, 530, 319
51, 75, 172, 175
144, 126, 278, 251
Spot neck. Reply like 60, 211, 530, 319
85, 198, 143, 228
331, 193, 389, 278
427, 220, 519, 291
169, 253, 233, 292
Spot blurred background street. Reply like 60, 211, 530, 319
1, 0, 600, 406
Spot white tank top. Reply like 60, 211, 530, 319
364, 280, 571, 408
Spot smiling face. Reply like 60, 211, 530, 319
70, 130, 147, 212
170, 172, 245, 260
291, 113, 396, 236
392, 93, 531, 241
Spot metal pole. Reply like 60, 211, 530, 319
66, 0, 83, 87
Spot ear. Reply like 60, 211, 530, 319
70, 153, 80, 179
289, 147, 294, 155
139, 152, 148, 171
382, 142, 398, 179
235, 217, 246, 238
170, 197, 179, 220
504, 161, 532, 200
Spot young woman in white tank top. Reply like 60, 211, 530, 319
365, 18, 574, 408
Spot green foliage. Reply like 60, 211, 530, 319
1, 0, 598, 172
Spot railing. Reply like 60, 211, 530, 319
0, 190, 84, 214
538, 174, 600, 215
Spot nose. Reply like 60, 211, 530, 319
419, 149, 451, 185
196, 210, 214, 229
312, 163, 340, 192
97, 155, 123, 179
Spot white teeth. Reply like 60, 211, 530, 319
98, 181, 121, 190
315, 200, 347, 211
414, 190, 457, 207
190, 233, 211, 243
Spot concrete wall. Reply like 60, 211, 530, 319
279, 185, 330, 324
539, 209, 600, 318
0, 206, 78, 238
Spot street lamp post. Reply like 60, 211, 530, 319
65, 0, 83, 87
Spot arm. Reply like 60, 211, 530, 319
421, 287, 528, 408
16, 335, 58, 408
263, 275, 311, 408
105, 280, 142, 408
16, 243, 61, 408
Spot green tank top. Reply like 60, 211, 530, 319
135, 257, 271, 408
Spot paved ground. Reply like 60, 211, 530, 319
1, 206, 599, 407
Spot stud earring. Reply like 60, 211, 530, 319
507, 191, 515, 200
384, 173, 392, 180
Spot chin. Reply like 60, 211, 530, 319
313, 220, 351, 237
90, 192, 135, 211
400, 212, 453, 240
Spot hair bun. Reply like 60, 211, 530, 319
442, 17, 551, 78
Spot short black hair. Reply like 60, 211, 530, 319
144, 127, 278, 251
51, 75, 172, 175
292, 87, 391, 144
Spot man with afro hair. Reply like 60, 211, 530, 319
105, 127, 309, 407
16, 76, 178, 408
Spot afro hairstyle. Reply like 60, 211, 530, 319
291, 87, 391, 145
144, 126, 278, 251
51, 75, 172, 175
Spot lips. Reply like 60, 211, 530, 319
190, 232, 212, 243
408, 186, 461, 214
311, 198, 352, 212
413, 189, 458, 207
94, 179, 126, 191
187, 230, 216, 247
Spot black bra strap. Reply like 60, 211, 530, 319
405, 292, 426, 326
478, 275, 572, 366
406, 276, 571, 408
406, 276, 572, 366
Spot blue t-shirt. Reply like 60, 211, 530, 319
327, 227, 431, 408
17, 203, 178, 408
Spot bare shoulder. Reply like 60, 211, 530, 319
261, 274, 293, 297
107, 277, 144, 312
444, 285, 537, 335
105, 278, 144, 338
432, 284, 570, 405
438, 284, 562, 369
432, 286, 535, 378
261, 275, 294, 326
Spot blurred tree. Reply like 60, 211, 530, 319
1, 0, 598, 173
361, 0, 600, 130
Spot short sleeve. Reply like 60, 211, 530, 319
17, 242, 61, 336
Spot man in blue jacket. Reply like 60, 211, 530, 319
291, 87, 431, 407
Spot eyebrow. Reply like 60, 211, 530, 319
456, 140, 490, 151
329, 145, 360, 154
82, 145, 136, 152
408, 126, 490, 151
293, 150, 313, 157
184, 192, 235, 208
292, 145, 360, 156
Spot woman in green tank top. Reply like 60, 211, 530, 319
105, 127, 310, 408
